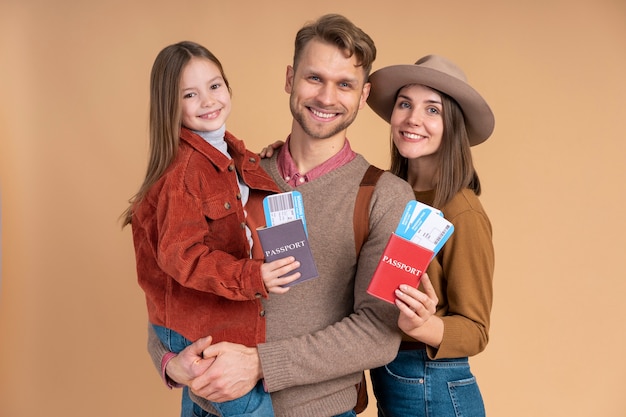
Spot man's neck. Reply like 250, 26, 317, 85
288, 122, 347, 175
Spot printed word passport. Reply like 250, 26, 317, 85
257, 192, 318, 287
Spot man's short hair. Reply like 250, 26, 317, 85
293, 14, 377, 76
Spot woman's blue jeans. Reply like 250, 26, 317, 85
370, 349, 485, 417
152, 325, 275, 417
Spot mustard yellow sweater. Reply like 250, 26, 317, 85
412, 189, 495, 360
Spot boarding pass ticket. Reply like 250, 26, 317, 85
394, 200, 454, 255
263, 191, 308, 234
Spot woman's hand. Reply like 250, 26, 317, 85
395, 273, 444, 347
258, 140, 284, 158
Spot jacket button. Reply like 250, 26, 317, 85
255, 293, 262, 298
228, 165, 235, 171
224, 202, 231, 210
259, 310, 266, 317
240, 222, 246, 229
236, 193, 242, 200
249, 157, 257, 163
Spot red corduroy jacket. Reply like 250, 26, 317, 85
131, 127, 280, 345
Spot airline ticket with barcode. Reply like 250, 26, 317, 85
394, 200, 454, 255
263, 191, 308, 234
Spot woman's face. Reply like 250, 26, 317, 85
179, 57, 231, 132
390, 84, 443, 161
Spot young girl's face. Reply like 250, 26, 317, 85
180, 57, 231, 132
390, 84, 443, 161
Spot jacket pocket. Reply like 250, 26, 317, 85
201, 191, 236, 220
201, 192, 242, 253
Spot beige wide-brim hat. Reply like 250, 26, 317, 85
367, 54, 495, 146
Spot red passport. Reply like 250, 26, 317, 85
257, 219, 319, 287
367, 233, 434, 304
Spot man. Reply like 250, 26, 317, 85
147, 14, 414, 417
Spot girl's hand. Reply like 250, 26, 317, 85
395, 273, 438, 332
258, 140, 285, 158
260, 256, 300, 294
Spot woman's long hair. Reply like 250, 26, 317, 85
121, 41, 230, 227
389, 90, 480, 208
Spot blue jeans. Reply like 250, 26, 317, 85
370, 349, 485, 417
152, 325, 275, 417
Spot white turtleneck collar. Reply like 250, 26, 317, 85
192, 124, 229, 157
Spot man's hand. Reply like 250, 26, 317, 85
165, 335, 215, 386
188, 342, 263, 402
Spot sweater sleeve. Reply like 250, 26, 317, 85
428, 192, 495, 359
257, 173, 414, 392
146, 323, 177, 386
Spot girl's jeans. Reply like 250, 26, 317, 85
152, 325, 275, 417
370, 349, 485, 417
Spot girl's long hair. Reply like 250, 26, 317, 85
389, 91, 480, 208
121, 41, 230, 227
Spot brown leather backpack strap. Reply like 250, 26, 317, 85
353, 165, 385, 256
352, 164, 384, 414
353, 372, 369, 414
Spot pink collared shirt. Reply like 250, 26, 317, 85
276, 136, 357, 186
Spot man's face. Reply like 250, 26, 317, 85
285, 39, 370, 140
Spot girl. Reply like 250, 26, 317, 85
366, 54, 496, 417
122, 41, 300, 417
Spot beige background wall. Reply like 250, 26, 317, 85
1, 1, 625, 416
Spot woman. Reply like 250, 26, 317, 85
366, 54, 495, 417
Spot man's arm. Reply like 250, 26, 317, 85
150, 174, 415, 399
259, 173, 415, 392
147, 323, 262, 402
261, 173, 413, 392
